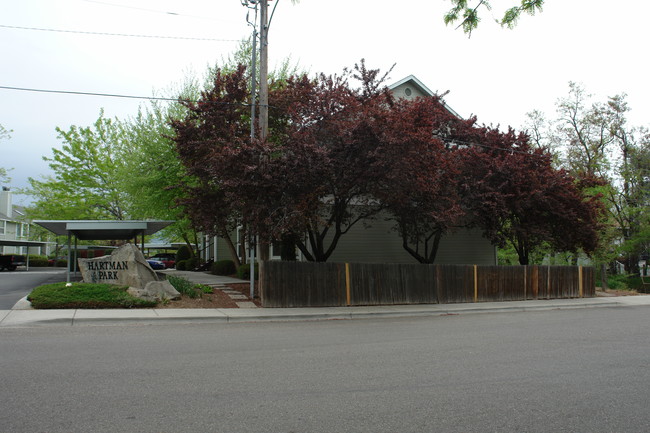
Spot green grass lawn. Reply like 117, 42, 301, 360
27, 282, 157, 309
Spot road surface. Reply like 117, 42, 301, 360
1, 306, 649, 432
0, 268, 69, 309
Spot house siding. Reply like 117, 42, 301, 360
324, 217, 496, 265
390, 82, 428, 101
209, 220, 496, 266
214, 236, 234, 262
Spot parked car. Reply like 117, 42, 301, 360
0, 254, 26, 271
146, 259, 165, 270
149, 254, 176, 269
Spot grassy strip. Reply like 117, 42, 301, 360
28, 282, 157, 309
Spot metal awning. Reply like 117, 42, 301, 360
33, 220, 175, 281
0, 239, 48, 248
0, 239, 49, 270
34, 220, 174, 240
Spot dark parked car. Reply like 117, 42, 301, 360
0, 254, 26, 271
146, 259, 166, 270
149, 254, 176, 269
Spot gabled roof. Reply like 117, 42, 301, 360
388, 75, 462, 119
389, 74, 436, 97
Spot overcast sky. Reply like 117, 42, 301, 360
2, 0, 649, 205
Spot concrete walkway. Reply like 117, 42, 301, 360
3, 268, 649, 327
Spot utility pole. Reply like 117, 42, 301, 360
247, 1, 258, 301
241, 0, 272, 299
259, 0, 269, 143
257, 0, 270, 264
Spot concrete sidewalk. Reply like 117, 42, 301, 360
1, 296, 647, 328
4, 268, 649, 328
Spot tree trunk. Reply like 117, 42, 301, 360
220, 232, 241, 268
600, 263, 609, 290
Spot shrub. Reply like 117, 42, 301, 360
167, 275, 194, 295
211, 260, 236, 276
607, 273, 630, 290
27, 282, 156, 309
166, 275, 202, 298
196, 284, 213, 294
55, 259, 68, 268
27, 255, 49, 267
176, 245, 193, 262
237, 263, 259, 280
186, 257, 201, 271
175, 260, 188, 271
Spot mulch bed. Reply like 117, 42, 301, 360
157, 281, 261, 309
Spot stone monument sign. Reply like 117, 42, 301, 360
78, 244, 180, 301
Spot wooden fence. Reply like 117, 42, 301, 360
260, 262, 595, 308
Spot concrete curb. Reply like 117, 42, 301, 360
0, 297, 632, 328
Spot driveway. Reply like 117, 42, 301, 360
0, 267, 71, 309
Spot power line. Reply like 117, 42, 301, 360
0, 86, 551, 157
0, 24, 240, 42
0, 85, 254, 107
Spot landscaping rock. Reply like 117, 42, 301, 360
128, 280, 180, 302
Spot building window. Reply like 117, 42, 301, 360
0, 220, 5, 235
271, 240, 282, 260
236, 226, 244, 261
17, 223, 29, 238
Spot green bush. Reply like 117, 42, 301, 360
186, 257, 201, 271
55, 259, 68, 268
27, 255, 49, 267
607, 273, 630, 290
196, 284, 213, 294
237, 263, 259, 280
27, 282, 156, 309
166, 275, 203, 299
175, 260, 188, 271
176, 245, 193, 262
211, 259, 236, 276
606, 274, 646, 291
167, 275, 194, 296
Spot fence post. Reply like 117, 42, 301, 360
532, 265, 539, 299
524, 266, 527, 300
474, 265, 478, 303
345, 263, 351, 306
579, 265, 583, 298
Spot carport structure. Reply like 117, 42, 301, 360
33, 220, 174, 282
0, 239, 48, 270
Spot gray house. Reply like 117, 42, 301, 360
202, 76, 497, 265
0, 187, 39, 255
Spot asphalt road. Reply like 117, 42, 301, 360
0, 268, 70, 309
1, 306, 649, 432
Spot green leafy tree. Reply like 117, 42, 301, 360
117, 76, 204, 252
529, 84, 650, 274
445, 0, 545, 35
26, 110, 129, 220
1, 123, 12, 184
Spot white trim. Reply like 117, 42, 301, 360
388, 75, 462, 119
388, 75, 435, 96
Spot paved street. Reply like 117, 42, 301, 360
1, 306, 649, 433
0, 268, 69, 309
